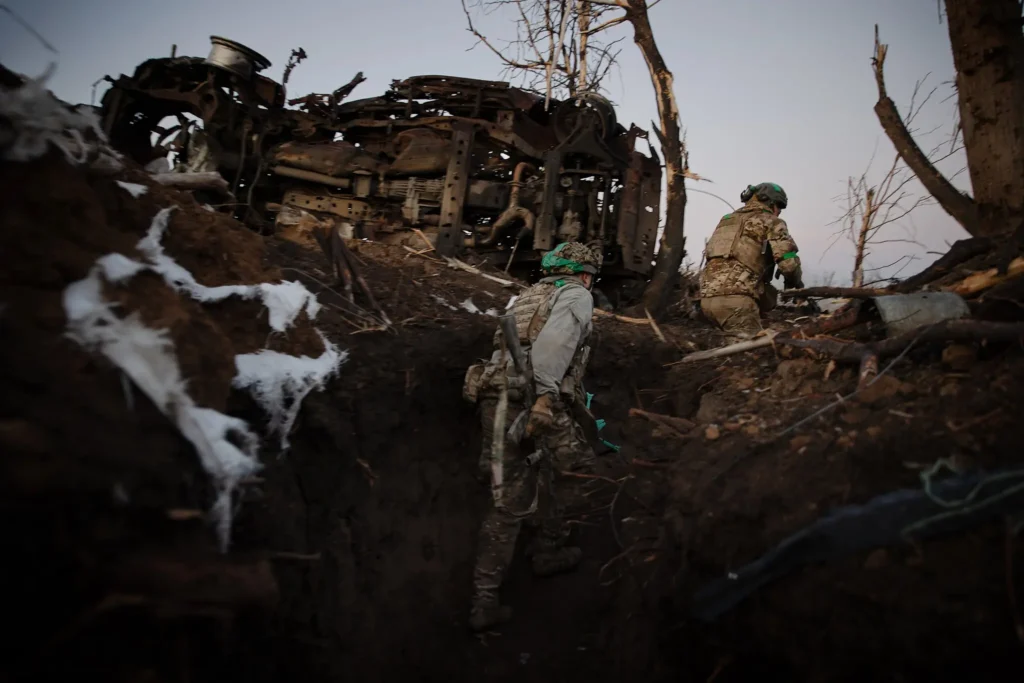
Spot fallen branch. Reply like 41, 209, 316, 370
593, 307, 670, 344
780, 319, 1024, 364
628, 408, 695, 438
645, 307, 668, 343
857, 351, 879, 389
673, 331, 778, 364
672, 301, 865, 364
780, 286, 889, 300
151, 171, 232, 195
335, 234, 391, 325
944, 257, 1024, 297
443, 256, 523, 289
593, 309, 650, 324
402, 244, 442, 262
412, 228, 435, 252
895, 236, 993, 292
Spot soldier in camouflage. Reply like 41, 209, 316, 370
462, 241, 600, 632
699, 183, 804, 335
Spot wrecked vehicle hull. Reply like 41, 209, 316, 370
99, 37, 661, 287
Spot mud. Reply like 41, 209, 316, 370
4, 146, 1024, 683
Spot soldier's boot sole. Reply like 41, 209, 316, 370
531, 546, 582, 577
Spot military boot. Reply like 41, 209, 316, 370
468, 597, 512, 632
531, 546, 582, 577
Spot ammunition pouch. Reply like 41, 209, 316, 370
462, 363, 486, 403
464, 350, 530, 404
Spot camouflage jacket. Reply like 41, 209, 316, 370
699, 199, 802, 300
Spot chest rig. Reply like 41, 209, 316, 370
464, 280, 592, 404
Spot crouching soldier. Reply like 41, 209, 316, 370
461, 242, 601, 631
699, 183, 804, 336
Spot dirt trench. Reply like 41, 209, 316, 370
228, 251, 677, 681
0, 136, 672, 681
5, 117, 1024, 681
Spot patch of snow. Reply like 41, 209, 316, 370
144, 157, 172, 174
233, 334, 347, 451
461, 298, 483, 315
0, 65, 121, 168
116, 181, 148, 198
431, 294, 458, 311
63, 265, 260, 551
138, 208, 321, 331
460, 298, 498, 317
96, 252, 146, 283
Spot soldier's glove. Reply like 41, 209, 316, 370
526, 394, 556, 437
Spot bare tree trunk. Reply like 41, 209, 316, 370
626, 0, 687, 315
871, 26, 980, 234
852, 187, 874, 287
945, 0, 1024, 234
578, 0, 590, 88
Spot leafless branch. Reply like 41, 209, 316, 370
835, 60, 967, 287
461, 0, 624, 102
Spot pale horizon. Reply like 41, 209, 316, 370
0, 0, 971, 286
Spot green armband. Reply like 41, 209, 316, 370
780, 251, 798, 260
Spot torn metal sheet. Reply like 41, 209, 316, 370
871, 292, 970, 337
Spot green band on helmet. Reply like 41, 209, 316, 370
781, 251, 798, 260
542, 243, 590, 274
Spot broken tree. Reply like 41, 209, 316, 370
462, 0, 695, 316
590, 0, 691, 315
872, 1, 1024, 237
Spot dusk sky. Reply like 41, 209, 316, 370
1, 0, 970, 285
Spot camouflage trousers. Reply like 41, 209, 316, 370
701, 295, 761, 334
472, 396, 592, 606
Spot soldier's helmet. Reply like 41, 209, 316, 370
740, 182, 788, 210
541, 242, 602, 276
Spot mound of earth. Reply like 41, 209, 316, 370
5, 72, 1024, 683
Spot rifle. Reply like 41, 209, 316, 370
498, 314, 533, 444
498, 314, 549, 467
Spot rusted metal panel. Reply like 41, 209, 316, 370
281, 189, 371, 221
533, 150, 562, 252
616, 152, 642, 266
614, 150, 659, 275
98, 36, 662, 285
273, 141, 386, 177
436, 121, 474, 256
630, 152, 661, 275
388, 129, 450, 175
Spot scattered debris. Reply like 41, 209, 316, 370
115, 180, 147, 198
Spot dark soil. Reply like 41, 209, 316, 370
4, 147, 1024, 683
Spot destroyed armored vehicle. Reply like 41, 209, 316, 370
99, 36, 661, 286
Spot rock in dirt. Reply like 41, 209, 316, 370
942, 343, 976, 371
840, 407, 871, 425
855, 375, 913, 405
696, 393, 728, 423
789, 435, 813, 451
774, 358, 818, 395
704, 424, 721, 440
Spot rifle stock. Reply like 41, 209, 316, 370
498, 314, 534, 444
